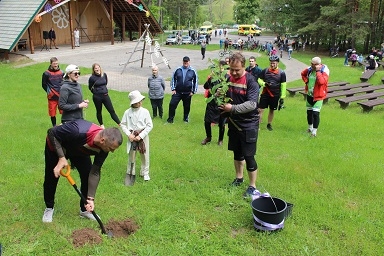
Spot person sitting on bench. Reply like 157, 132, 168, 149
365, 55, 377, 71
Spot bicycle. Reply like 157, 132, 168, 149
218, 49, 233, 57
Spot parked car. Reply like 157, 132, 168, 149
198, 34, 207, 44
166, 34, 177, 45
181, 36, 192, 44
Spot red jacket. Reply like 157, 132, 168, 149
301, 64, 329, 101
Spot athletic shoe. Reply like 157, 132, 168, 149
42, 208, 54, 223
183, 118, 189, 123
201, 137, 211, 145
144, 175, 150, 181
267, 124, 273, 131
79, 210, 98, 221
306, 128, 312, 133
243, 186, 257, 198
231, 178, 244, 186
311, 132, 317, 137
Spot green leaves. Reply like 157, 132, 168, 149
205, 58, 232, 105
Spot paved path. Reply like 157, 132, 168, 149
22, 41, 308, 94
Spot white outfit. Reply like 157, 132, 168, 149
121, 106, 153, 177
74, 30, 80, 47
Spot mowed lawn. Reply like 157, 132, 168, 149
0, 50, 384, 255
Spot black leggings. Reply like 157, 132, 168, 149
204, 116, 226, 141
307, 109, 320, 128
92, 93, 120, 125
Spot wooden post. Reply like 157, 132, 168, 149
110, 0, 114, 45
28, 27, 35, 54
140, 30, 147, 68
68, 0, 74, 49
122, 14, 126, 41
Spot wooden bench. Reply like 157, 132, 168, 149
377, 61, 384, 69
382, 77, 384, 84
357, 98, 384, 112
335, 91, 384, 109
287, 81, 349, 97
360, 69, 375, 82
327, 82, 370, 93
324, 85, 384, 103
18, 39, 27, 50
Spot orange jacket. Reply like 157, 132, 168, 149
301, 64, 329, 101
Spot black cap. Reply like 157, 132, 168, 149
183, 56, 190, 62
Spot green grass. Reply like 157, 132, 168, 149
1, 51, 384, 255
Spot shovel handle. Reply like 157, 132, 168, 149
60, 165, 76, 186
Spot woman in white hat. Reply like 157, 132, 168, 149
59, 64, 89, 123
120, 90, 153, 183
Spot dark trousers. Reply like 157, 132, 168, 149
43, 143, 92, 212
201, 48, 206, 59
167, 93, 192, 122
92, 93, 120, 125
204, 116, 226, 141
150, 98, 164, 118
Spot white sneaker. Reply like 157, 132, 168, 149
79, 210, 98, 221
144, 174, 150, 181
42, 208, 54, 223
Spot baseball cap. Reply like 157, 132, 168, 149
183, 56, 190, 62
64, 64, 80, 77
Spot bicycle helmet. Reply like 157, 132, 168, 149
269, 55, 280, 62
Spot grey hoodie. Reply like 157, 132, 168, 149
59, 80, 84, 122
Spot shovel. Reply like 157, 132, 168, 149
60, 165, 112, 237
125, 141, 137, 186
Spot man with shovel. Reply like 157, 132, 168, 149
42, 119, 123, 223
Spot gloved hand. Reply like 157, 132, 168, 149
278, 98, 285, 111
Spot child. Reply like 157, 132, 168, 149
121, 91, 153, 183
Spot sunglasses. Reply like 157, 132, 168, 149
71, 72, 81, 76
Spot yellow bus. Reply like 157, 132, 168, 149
199, 25, 214, 35
238, 25, 261, 36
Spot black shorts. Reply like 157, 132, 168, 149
228, 128, 258, 156
258, 93, 279, 110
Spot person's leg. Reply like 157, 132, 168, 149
150, 99, 157, 118
43, 144, 60, 209
311, 101, 323, 136
158, 98, 164, 118
102, 94, 121, 125
140, 136, 150, 180
201, 121, 212, 145
93, 94, 104, 125
267, 109, 275, 125
182, 94, 192, 121
306, 96, 314, 132
70, 156, 92, 212
50, 39, 52, 49
167, 93, 181, 123
48, 100, 57, 126
218, 116, 226, 142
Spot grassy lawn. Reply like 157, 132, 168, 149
0, 50, 384, 255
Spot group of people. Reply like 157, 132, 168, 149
45, 27, 81, 49
40, 48, 330, 222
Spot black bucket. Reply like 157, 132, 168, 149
251, 197, 287, 230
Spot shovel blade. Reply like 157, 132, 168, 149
124, 173, 136, 186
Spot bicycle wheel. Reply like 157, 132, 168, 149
228, 50, 233, 56
219, 50, 225, 57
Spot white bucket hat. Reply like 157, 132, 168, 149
129, 90, 145, 105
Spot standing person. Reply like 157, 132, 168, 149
301, 57, 329, 137
287, 45, 293, 60
201, 40, 207, 60
224, 38, 229, 52
74, 27, 80, 47
121, 91, 153, 182
42, 57, 63, 126
59, 64, 89, 123
88, 63, 120, 128
148, 66, 165, 118
350, 50, 358, 67
167, 56, 198, 123
201, 60, 229, 146
218, 52, 260, 198
42, 119, 123, 222
245, 56, 262, 83
48, 27, 58, 49
257, 55, 287, 131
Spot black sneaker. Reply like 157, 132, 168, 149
243, 186, 257, 198
183, 118, 189, 123
267, 124, 273, 131
231, 178, 244, 186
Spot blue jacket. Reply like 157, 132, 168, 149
171, 66, 198, 94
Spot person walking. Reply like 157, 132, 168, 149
88, 63, 121, 128
201, 40, 207, 60
42, 119, 123, 222
257, 55, 287, 131
167, 56, 198, 123
301, 57, 329, 137
148, 66, 165, 119
74, 27, 80, 47
287, 45, 293, 60
218, 52, 260, 198
42, 57, 63, 126
59, 64, 89, 123
121, 91, 153, 182
48, 27, 58, 49
201, 60, 229, 146
245, 56, 262, 83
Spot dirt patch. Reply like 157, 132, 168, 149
70, 218, 139, 247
